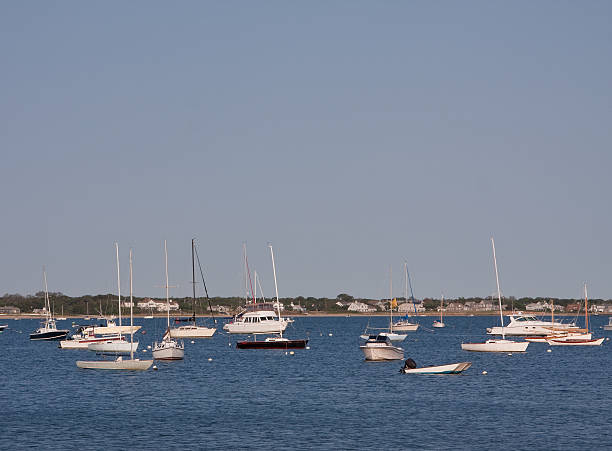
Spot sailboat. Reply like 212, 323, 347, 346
57, 305, 67, 321
546, 284, 604, 346
461, 238, 529, 352
87, 243, 138, 354
152, 240, 185, 360
169, 239, 216, 338
391, 263, 419, 332
360, 267, 407, 341
77, 248, 153, 370
236, 244, 307, 349
30, 268, 69, 340
433, 295, 446, 328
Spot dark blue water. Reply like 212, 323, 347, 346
1, 315, 611, 450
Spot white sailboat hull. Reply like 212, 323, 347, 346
60, 335, 124, 349
88, 341, 139, 354
432, 321, 446, 328
87, 325, 141, 335
360, 344, 404, 361
461, 339, 529, 352
403, 362, 472, 374
391, 322, 419, 332
169, 326, 216, 338
76, 358, 153, 370
546, 337, 604, 346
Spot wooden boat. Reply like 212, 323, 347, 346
461, 238, 529, 353
546, 284, 603, 347
401, 359, 472, 374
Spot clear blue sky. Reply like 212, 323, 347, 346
2, 1, 611, 300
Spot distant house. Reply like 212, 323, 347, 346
211, 305, 230, 314
347, 302, 376, 313
137, 298, 178, 311
445, 302, 464, 312
526, 302, 547, 311
566, 303, 580, 313
290, 302, 307, 312
397, 302, 425, 313
0, 306, 20, 314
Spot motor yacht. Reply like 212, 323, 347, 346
487, 312, 578, 336
360, 335, 404, 361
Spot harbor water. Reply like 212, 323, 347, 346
1, 315, 611, 450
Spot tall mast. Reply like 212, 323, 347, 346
115, 242, 122, 328
404, 262, 408, 316
129, 248, 134, 360
43, 266, 50, 322
389, 265, 393, 331
269, 244, 283, 337
491, 237, 505, 340
254, 271, 258, 303
584, 283, 589, 332
440, 294, 444, 323
192, 238, 196, 324
165, 240, 170, 329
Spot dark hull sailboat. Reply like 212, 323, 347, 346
236, 338, 308, 349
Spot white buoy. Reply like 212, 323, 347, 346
547, 349, 552, 353
306, 346, 310, 350
153, 365, 158, 370
208, 358, 212, 362
289, 351, 295, 355
482, 371, 488, 375
147, 345, 151, 349
191, 340, 195, 344
328, 333, 333, 336
607, 338, 610, 341
142, 349, 147, 353
507, 353, 512, 356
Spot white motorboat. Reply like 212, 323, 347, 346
30, 269, 69, 341
168, 239, 216, 339
401, 359, 472, 374
77, 356, 153, 371
461, 238, 529, 353
77, 247, 153, 370
487, 313, 578, 336
223, 306, 289, 334
360, 335, 404, 361
152, 241, 185, 361
0, 325, 7, 332
359, 331, 407, 341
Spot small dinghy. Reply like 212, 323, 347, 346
400, 358, 472, 375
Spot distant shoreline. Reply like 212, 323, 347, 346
0, 311, 591, 320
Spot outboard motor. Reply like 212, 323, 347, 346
401, 358, 417, 373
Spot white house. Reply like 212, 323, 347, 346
347, 302, 376, 313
